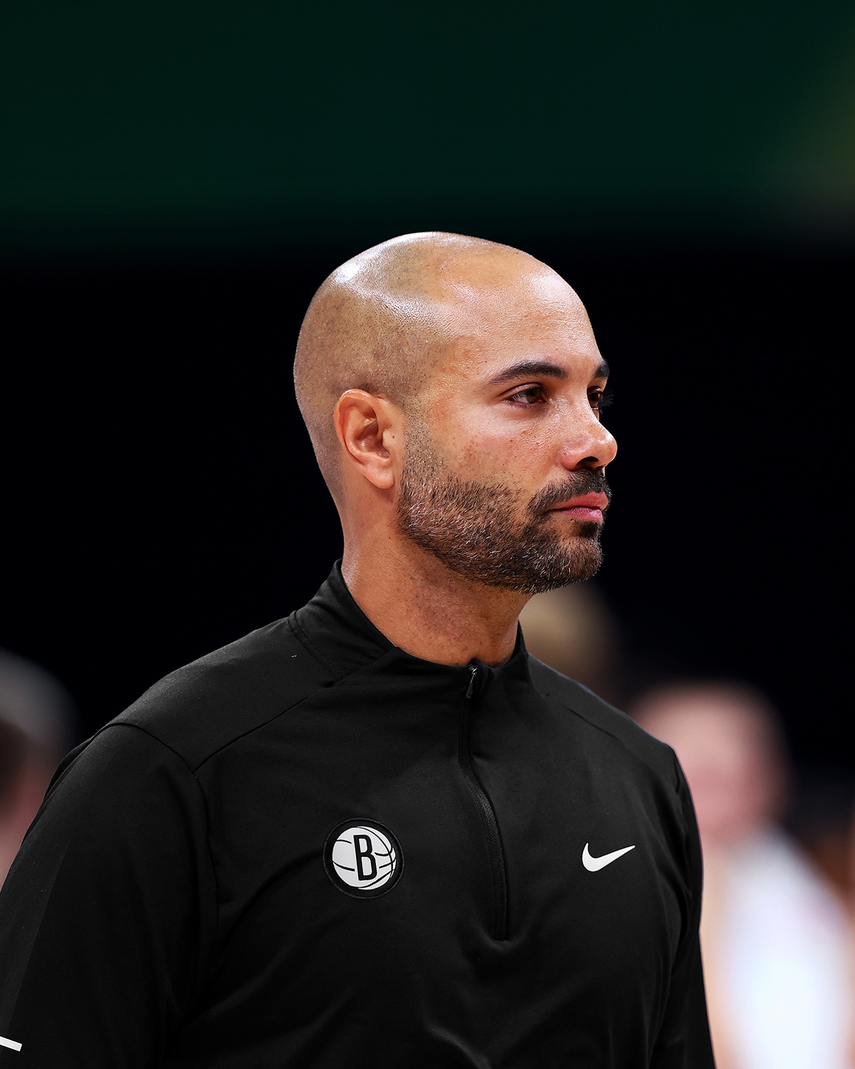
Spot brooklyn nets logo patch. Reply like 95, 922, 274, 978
323, 819, 404, 898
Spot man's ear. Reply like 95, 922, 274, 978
334, 390, 401, 491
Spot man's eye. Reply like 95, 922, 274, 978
590, 388, 613, 414
508, 385, 546, 406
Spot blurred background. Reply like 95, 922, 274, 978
4, 0, 852, 758
3, 1, 852, 840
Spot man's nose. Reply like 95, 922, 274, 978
558, 407, 617, 471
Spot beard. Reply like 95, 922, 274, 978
395, 434, 611, 595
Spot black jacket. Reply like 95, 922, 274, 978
0, 565, 714, 1067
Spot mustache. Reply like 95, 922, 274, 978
528, 469, 612, 515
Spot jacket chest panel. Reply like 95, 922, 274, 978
194, 687, 684, 1041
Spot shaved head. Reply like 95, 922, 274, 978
293, 231, 555, 494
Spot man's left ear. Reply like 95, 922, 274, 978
333, 390, 402, 491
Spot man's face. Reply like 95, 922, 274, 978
394, 259, 617, 595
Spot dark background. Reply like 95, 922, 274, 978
3, 2, 853, 782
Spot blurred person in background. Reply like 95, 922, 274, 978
518, 580, 621, 706
631, 680, 853, 1069
0, 649, 76, 887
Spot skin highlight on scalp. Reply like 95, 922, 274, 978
293, 231, 542, 498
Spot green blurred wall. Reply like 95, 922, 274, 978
3, 0, 854, 256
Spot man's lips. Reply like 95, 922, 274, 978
547, 492, 610, 522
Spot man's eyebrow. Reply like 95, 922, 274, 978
487, 358, 610, 387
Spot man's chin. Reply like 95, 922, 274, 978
480, 533, 604, 595
526, 554, 603, 593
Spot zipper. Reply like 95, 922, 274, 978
460, 663, 509, 941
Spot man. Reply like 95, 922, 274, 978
0, 233, 715, 1066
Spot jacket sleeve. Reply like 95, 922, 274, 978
650, 755, 717, 1068
0, 724, 217, 1068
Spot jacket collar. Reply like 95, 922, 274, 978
290, 561, 531, 689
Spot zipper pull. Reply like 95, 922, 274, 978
465, 663, 479, 700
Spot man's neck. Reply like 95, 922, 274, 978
340, 543, 527, 667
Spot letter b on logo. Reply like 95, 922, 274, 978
352, 834, 378, 882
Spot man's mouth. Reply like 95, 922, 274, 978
546, 492, 610, 523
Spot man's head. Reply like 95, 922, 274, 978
293, 232, 617, 594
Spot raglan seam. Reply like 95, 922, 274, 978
548, 693, 682, 792
57, 722, 223, 1015
286, 608, 404, 685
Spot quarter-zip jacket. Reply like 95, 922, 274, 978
0, 565, 714, 1067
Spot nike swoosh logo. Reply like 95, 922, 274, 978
582, 842, 636, 872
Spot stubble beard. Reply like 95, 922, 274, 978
395, 435, 610, 595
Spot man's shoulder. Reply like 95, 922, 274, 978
112, 614, 336, 770
527, 656, 679, 783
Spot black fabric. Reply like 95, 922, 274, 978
0, 564, 715, 1067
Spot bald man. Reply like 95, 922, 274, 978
0, 234, 714, 1068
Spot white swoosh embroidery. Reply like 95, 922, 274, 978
582, 842, 636, 872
